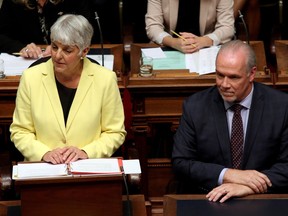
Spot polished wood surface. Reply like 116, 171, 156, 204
15, 174, 123, 216
163, 194, 288, 216
0, 195, 147, 216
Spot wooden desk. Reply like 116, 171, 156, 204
163, 194, 288, 216
0, 194, 147, 216
274, 40, 288, 91
0, 44, 125, 200
15, 174, 123, 216
127, 43, 274, 199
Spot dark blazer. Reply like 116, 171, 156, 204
0, 0, 94, 53
172, 82, 288, 193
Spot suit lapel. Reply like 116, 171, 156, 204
212, 90, 232, 166
242, 85, 264, 168
66, 58, 93, 131
42, 60, 66, 136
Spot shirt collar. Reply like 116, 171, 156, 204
224, 84, 254, 110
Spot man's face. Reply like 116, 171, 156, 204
216, 50, 255, 103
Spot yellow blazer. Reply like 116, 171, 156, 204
10, 58, 126, 161
145, 0, 235, 45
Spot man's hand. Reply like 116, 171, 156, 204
223, 169, 272, 193
206, 183, 254, 203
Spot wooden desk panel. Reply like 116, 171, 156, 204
0, 195, 147, 216
163, 194, 288, 216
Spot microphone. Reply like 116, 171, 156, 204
238, 10, 250, 45
95, 12, 104, 66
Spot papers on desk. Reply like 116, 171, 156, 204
86, 54, 114, 71
12, 158, 141, 179
0, 53, 114, 76
141, 46, 220, 75
0, 53, 36, 76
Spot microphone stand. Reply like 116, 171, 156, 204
238, 10, 250, 45
95, 12, 104, 66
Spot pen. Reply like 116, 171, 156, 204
12, 52, 22, 56
170, 30, 197, 48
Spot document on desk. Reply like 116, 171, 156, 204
86, 54, 114, 71
186, 46, 220, 74
0, 53, 114, 76
142, 46, 220, 74
0, 53, 37, 76
13, 158, 141, 179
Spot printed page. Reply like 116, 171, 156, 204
16, 163, 67, 179
70, 158, 121, 174
198, 46, 220, 75
185, 52, 199, 72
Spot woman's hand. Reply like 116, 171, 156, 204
42, 146, 88, 164
163, 33, 213, 54
19, 43, 51, 59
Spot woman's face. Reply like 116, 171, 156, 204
51, 41, 84, 76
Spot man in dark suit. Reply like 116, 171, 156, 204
172, 40, 288, 203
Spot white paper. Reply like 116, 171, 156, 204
141, 47, 166, 59
86, 54, 114, 70
13, 158, 141, 180
0, 53, 114, 76
0, 53, 37, 76
70, 158, 120, 174
122, 159, 141, 174
16, 163, 67, 178
186, 46, 220, 75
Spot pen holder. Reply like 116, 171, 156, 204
139, 56, 153, 77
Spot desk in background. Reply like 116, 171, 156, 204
164, 194, 288, 216
126, 42, 275, 201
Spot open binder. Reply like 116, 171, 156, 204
13, 158, 124, 179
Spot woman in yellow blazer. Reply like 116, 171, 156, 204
10, 14, 126, 164
145, 0, 235, 53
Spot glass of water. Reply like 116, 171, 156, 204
0, 59, 5, 79
139, 56, 153, 77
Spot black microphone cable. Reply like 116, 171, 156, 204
95, 12, 104, 66
121, 166, 133, 216
238, 10, 250, 45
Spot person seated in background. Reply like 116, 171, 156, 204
145, 0, 235, 53
0, 0, 94, 59
10, 14, 126, 164
172, 40, 288, 202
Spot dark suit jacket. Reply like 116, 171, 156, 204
172, 82, 288, 193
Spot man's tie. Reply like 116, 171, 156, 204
230, 104, 244, 169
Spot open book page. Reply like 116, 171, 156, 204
69, 158, 121, 174
16, 163, 67, 179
